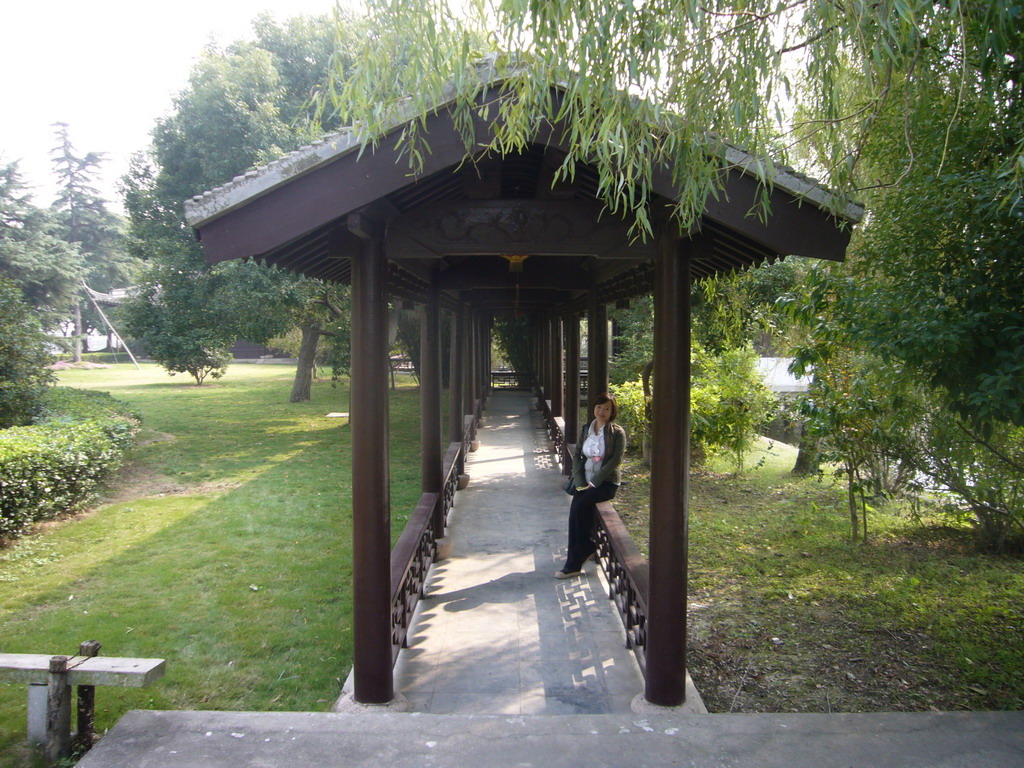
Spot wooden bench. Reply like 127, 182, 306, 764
0, 641, 165, 761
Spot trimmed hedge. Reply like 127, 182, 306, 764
0, 387, 141, 541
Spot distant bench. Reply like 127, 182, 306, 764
0, 642, 165, 761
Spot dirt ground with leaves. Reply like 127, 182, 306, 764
612, 454, 1023, 713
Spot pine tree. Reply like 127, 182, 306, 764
49, 123, 133, 358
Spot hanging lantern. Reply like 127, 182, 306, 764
501, 254, 529, 273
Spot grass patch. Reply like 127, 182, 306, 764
0, 364, 432, 767
614, 437, 1024, 714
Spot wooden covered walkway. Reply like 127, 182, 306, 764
183, 71, 863, 709
390, 390, 701, 714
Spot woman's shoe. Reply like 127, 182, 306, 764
582, 552, 596, 565
555, 569, 582, 579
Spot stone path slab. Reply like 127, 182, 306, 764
76, 709, 1024, 768
394, 390, 649, 715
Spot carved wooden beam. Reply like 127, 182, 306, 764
387, 199, 642, 259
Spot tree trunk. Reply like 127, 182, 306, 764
290, 325, 321, 403
847, 464, 858, 543
72, 302, 83, 363
792, 429, 819, 475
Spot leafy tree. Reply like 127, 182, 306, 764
123, 13, 365, 387
0, 276, 54, 428
693, 259, 806, 356
320, 0, 1020, 237
0, 161, 83, 322
610, 296, 654, 387
267, 281, 352, 402
121, 251, 297, 385
775, 0, 1024, 428
49, 123, 133, 359
492, 317, 533, 382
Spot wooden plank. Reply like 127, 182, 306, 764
68, 657, 166, 688
0, 655, 56, 684
0, 654, 165, 688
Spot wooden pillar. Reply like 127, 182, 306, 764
588, 291, 609, 400
534, 318, 544, 392
483, 313, 491, 397
564, 312, 580, 457
536, 316, 546, 399
550, 315, 563, 418
349, 214, 393, 704
421, 276, 443, 535
476, 312, 487, 409
481, 314, 492, 402
645, 229, 697, 707
464, 310, 476, 423
448, 306, 465, 443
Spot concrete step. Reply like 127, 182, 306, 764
75, 709, 1024, 767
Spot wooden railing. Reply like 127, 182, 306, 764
389, 412, 475, 665
491, 371, 529, 389
389, 493, 438, 663
538, 393, 571, 474
441, 442, 462, 521
594, 501, 651, 677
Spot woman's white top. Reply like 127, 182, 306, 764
582, 422, 606, 486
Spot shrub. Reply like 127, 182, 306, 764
692, 345, 777, 471
0, 387, 140, 541
613, 344, 777, 470
0, 277, 55, 428
915, 409, 1024, 553
611, 378, 649, 453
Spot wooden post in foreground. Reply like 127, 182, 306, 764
75, 640, 102, 751
349, 214, 393, 704
46, 656, 71, 761
645, 230, 699, 706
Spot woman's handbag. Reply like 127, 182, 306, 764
565, 476, 576, 495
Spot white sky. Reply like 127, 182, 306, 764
1, 0, 357, 211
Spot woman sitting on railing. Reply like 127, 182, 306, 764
556, 392, 626, 579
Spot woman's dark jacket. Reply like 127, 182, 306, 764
571, 420, 627, 489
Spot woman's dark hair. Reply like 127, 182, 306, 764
592, 392, 618, 421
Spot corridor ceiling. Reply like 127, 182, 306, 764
184, 82, 863, 316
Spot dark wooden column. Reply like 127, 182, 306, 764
477, 311, 488, 407
536, 316, 547, 399
550, 315, 563, 418
348, 213, 392, 704
588, 291, 609, 400
421, 275, 443, 534
482, 314, 492, 400
448, 306, 465, 443
534, 318, 544, 392
465, 311, 477, 422
645, 229, 699, 707
483, 313, 491, 397
564, 311, 580, 454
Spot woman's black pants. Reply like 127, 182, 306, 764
563, 481, 618, 572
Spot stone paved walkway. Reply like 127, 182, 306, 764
394, 390, 649, 714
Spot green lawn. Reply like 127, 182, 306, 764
0, 363, 428, 767
615, 438, 1024, 713
3, 367, 1021, 765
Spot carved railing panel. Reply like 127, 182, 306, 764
389, 493, 438, 663
390, 428, 471, 666
552, 416, 567, 474
594, 501, 650, 677
491, 371, 529, 389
